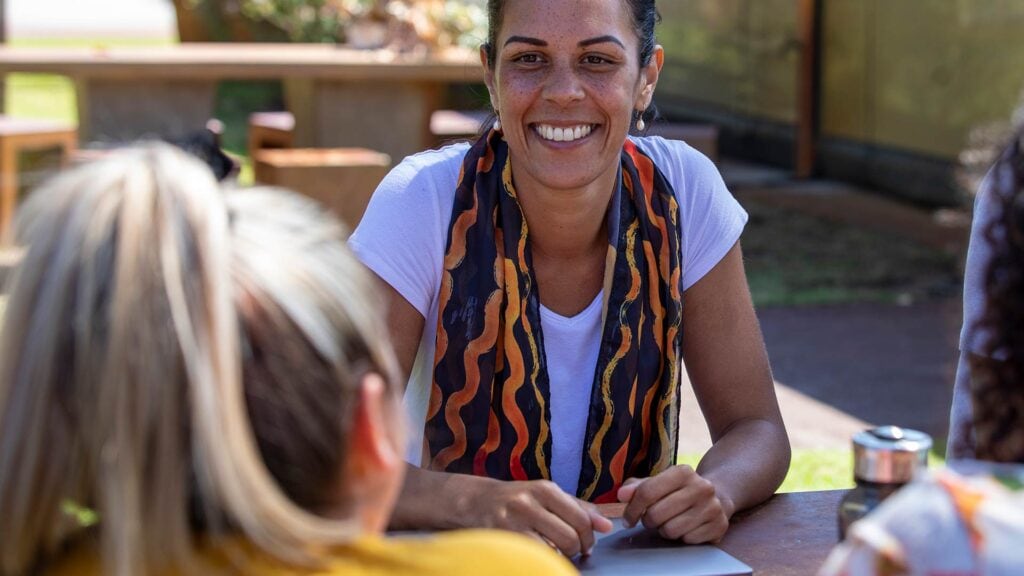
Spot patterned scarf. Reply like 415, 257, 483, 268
423, 129, 683, 503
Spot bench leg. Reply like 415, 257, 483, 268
0, 139, 18, 242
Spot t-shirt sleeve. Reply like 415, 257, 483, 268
636, 136, 748, 290
960, 169, 1002, 355
348, 147, 464, 318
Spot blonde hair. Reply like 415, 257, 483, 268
0, 144, 400, 575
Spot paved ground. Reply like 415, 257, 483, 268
679, 164, 969, 454
679, 298, 961, 453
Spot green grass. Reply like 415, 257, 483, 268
6, 74, 77, 123
679, 448, 948, 493
5, 36, 177, 123
742, 200, 961, 308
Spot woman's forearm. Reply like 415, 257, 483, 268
696, 417, 791, 516
388, 463, 499, 530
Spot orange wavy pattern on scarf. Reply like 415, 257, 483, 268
426, 132, 682, 501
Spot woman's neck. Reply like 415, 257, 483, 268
509, 159, 617, 260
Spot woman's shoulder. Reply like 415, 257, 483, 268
385, 143, 470, 189
631, 135, 718, 174
350, 143, 468, 245
378, 530, 577, 576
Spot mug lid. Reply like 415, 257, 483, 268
852, 426, 932, 483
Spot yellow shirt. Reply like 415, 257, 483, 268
44, 530, 577, 576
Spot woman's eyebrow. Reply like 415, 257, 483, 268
579, 35, 625, 49
504, 36, 548, 47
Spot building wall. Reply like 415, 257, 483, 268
656, 0, 1024, 205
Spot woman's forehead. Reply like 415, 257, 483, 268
497, 0, 634, 44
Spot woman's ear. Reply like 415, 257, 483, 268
637, 45, 664, 111
343, 372, 406, 532
347, 372, 403, 481
480, 45, 500, 112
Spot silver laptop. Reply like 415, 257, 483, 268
572, 519, 752, 576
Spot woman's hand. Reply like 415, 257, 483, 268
392, 465, 612, 557
617, 465, 734, 543
462, 477, 614, 556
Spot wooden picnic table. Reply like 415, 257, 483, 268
0, 43, 485, 161
599, 489, 845, 575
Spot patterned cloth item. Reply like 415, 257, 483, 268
820, 464, 1024, 576
423, 129, 684, 503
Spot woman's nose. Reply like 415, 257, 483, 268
542, 62, 585, 106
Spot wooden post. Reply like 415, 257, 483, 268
0, 0, 7, 113
796, 0, 821, 179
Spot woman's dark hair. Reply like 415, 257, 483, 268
972, 126, 1024, 463
483, 0, 660, 68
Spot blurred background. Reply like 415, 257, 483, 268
3, 0, 1023, 491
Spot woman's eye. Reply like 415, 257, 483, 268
514, 54, 542, 64
583, 55, 613, 66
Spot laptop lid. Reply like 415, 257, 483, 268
572, 519, 752, 576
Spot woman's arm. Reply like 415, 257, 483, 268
683, 241, 790, 509
377, 276, 612, 555
620, 241, 790, 542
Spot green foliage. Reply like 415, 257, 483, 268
237, 0, 356, 43
61, 501, 99, 528
205, 0, 488, 47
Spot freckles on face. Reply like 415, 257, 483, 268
489, 0, 650, 190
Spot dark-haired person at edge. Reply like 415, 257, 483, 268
947, 127, 1017, 461
349, 0, 791, 556
820, 127, 1024, 576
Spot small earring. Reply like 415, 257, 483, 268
635, 112, 646, 132
493, 116, 502, 132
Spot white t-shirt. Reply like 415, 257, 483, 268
947, 168, 1004, 459
349, 136, 747, 494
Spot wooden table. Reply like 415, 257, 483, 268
600, 489, 845, 575
0, 44, 485, 161
0, 117, 77, 238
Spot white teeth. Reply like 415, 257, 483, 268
536, 124, 593, 143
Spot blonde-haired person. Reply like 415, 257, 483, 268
0, 144, 576, 576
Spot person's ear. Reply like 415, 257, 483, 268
636, 45, 664, 111
347, 372, 403, 481
481, 45, 500, 112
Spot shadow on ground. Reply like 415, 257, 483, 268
679, 164, 968, 454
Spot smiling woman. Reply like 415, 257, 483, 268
349, 0, 791, 557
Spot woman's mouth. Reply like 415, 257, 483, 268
532, 123, 595, 143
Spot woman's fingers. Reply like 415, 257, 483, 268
618, 465, 730, 543
616, 477, 643, 503
490, 480, 601, 557
581, 501, 615, 534
654, 494, 728, 542
526, 506, 590, 557
621, 465, 696, 527
533, 482, 600, 555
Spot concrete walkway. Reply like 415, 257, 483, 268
679, 298, 961, 453
679, 164, 968, 454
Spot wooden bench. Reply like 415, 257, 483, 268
0, 117, 78, 240
430, 109, 489, 146
253, 148, 391, 230
248, 111, 295, 159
